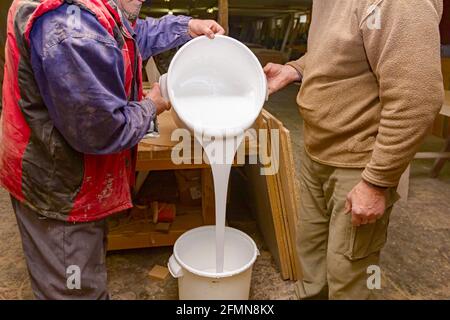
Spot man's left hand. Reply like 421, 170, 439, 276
188, 19, 225, 39
345, 180, 387, 227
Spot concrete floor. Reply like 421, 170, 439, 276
0, 84, 449, 300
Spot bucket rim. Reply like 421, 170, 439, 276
173, 226, 259, 279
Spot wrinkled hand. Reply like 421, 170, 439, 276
188, 19, 225, 39
345, 180, 387, 227
264, 63, 301, 95
145, 83, 170, 115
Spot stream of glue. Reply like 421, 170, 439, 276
196, 134, 244, 273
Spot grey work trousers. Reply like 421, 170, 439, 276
11, 196, 109, 300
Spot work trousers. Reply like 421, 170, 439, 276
11, 196, 109, 300
295, 148, 399, 300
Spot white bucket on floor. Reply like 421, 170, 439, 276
168, 226, 260, 300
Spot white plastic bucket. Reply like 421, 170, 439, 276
159, 35, 268, 138
168, 226, 260, 300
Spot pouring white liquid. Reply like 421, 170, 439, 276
172, 95, 259, 274
187, 98, 253, 273
162, 36, 267, 300
198, 133, 244, 273
179, 95, 258, 134
160, 35, 267, 276
168, 92, 259, 274
173, 92, 256, 273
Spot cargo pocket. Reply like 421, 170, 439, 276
344, 188, 400, 261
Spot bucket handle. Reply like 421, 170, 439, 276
168, 255, 184, 278
159, 73, 170, 101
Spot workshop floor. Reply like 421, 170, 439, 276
0, 84, 449, 300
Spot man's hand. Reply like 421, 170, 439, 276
264, 63, 301, 95
145, 83, 170, 115
345, 180, 387, 227
188, 19, 225, 39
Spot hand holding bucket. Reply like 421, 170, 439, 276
159, 35, 268, 138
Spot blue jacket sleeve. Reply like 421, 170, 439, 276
134, 14, 192, 60
29, 5, 156, 155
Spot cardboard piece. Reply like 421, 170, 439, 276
140, 111, 180, 148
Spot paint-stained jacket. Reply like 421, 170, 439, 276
0, 0, 191, 222
0, 1, 13, 113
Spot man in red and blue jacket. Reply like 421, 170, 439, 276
0, 0, 224, 299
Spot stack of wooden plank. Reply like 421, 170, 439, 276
432, 58, 450, 138
250, 48, 287, 67
443, 58, 450, 90
245, 109, 301, 281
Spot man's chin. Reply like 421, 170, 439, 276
124, 5, 142, 22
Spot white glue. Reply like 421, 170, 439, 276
173, 94, 254, 274
186, 98, 255, 273
163, 36, 266, 275
178, 95, 257, 131
171, 91, 260, 274
198, 134, 244, 273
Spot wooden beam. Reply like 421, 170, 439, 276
397, 165, 410, 203
414, 152, 450, 159
281, 14, 295, 53
218, 0, 229, 35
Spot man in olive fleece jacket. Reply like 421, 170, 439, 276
265, 0, 444, 299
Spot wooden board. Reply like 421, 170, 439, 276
218, 0, 229, 35
264, 112, 299, 280
443, 58, 450, 90
244, 136, 287, 276
443, 91, 450, 117
265, 164, 290, 279
108, 212, 203, 251
281, 127, 302, 280
245, 110, 302, 281
261, 109, 302, 281
268, 117, 301, 281
244, 114, 288, 275
137, 112, 259, 171
244, 163, 281, 269
145, 58, 161, 84
266, 117, 293, 279
432, 59, 450, 137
